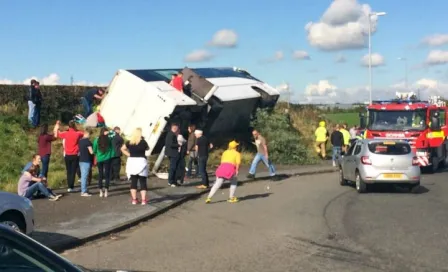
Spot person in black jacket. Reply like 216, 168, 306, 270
165, 123, 180, 187
30, 81, 43, 127
330, 124, 344, 167
27, 79, 37, 125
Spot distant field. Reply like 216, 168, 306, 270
325, 112, 359, 126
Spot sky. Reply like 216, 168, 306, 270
1, 0, 448, 103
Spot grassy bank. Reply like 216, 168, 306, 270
0, 102, 325, 192
324, 112, 359, 126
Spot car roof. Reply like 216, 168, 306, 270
357, 139, 409, 144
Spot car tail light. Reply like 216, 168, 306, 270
412, 157, 419, 166
361, 156, 372, 165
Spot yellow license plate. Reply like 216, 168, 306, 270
383, 173, 403, 179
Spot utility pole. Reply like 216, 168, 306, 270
70, 75, 74, 86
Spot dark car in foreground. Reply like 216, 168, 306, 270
0, 224, 144, 272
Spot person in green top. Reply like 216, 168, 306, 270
93, 127, 114, 197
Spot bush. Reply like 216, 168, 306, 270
251, 108, 319, 165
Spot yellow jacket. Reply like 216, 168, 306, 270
340, 128, 350, 145
315, 121, 327, 142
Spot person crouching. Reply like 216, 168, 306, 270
205, 140, 241, 204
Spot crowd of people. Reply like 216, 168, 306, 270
19, 84, 279, 204
314, 121, 362, 167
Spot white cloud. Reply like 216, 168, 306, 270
208, 29, 238, 48
335, 54, 347, 63
184, 49, 214, 62
425, 50, 448, 66
0, 78, 14, 84
292, 50, 311, 60
305, 0, 380, 51
304, 80, 337, 97
422, 34, 448, 47
300, 78, 448, 104
361, 53, 385, 67
0, 73, 106, 86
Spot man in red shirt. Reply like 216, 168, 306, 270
172, 72, 184, 92
54, 120, 84, 192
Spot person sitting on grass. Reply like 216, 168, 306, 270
18, 165, 60, 201
22, 154, 61, 198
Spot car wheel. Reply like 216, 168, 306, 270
355, 171, 367, 194
339, 168, 347, 186
0, 212, 26, 233
409, 182, 421, 194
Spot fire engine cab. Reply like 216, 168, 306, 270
359, 92, 448, 172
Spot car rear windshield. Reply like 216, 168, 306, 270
368, 141, 411, 155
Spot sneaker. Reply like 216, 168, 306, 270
196, 185, 208, 189
228, 197, 239, 203
332, 161, 336, 167
131, 199, 138, 205
99, 189, 104, 198
205, 198, 211, 204
67, 188, 73, 193
104, 189, 108, 198
170, 184, 177, 188
81, 192, 92, 197
48, 196, 58, 201
246, 174, 255, 179
141, 200, 147, 205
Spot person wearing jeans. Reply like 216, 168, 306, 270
93, 127, 113, 197
38, 124, 56, 178
54, 120, 84, 192
32, 81, 43, 127
18, 165, 59, 201
79, 129, 94, 196
330, 124, 344, 167
27, 79, 37, 125
247, 130, 276, 179
195, 130, 213, 189
81, 88, 105, 117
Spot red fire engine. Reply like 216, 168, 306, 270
359, 92, 448, 172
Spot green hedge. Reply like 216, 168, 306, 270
0, 85, 102, 123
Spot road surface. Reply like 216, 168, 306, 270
63, 170, 448, 272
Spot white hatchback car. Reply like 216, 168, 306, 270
0, 191, 34, 234
339, 139, 421, 193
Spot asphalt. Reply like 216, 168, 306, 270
31, 161, 336, 251
62, 168, 448, 272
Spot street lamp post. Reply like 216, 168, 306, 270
397, 57, 408, 89
368, 11, 387, 105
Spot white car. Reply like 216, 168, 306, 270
0, 191, 34, 234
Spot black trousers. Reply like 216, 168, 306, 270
64, 155, 79, 189
97, 159, 111, 190
198, 156, 209, 187
110, 157, 121, 181
168, 155, 180, 185
130, 175, 147, 190
176, 156, 186, 183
